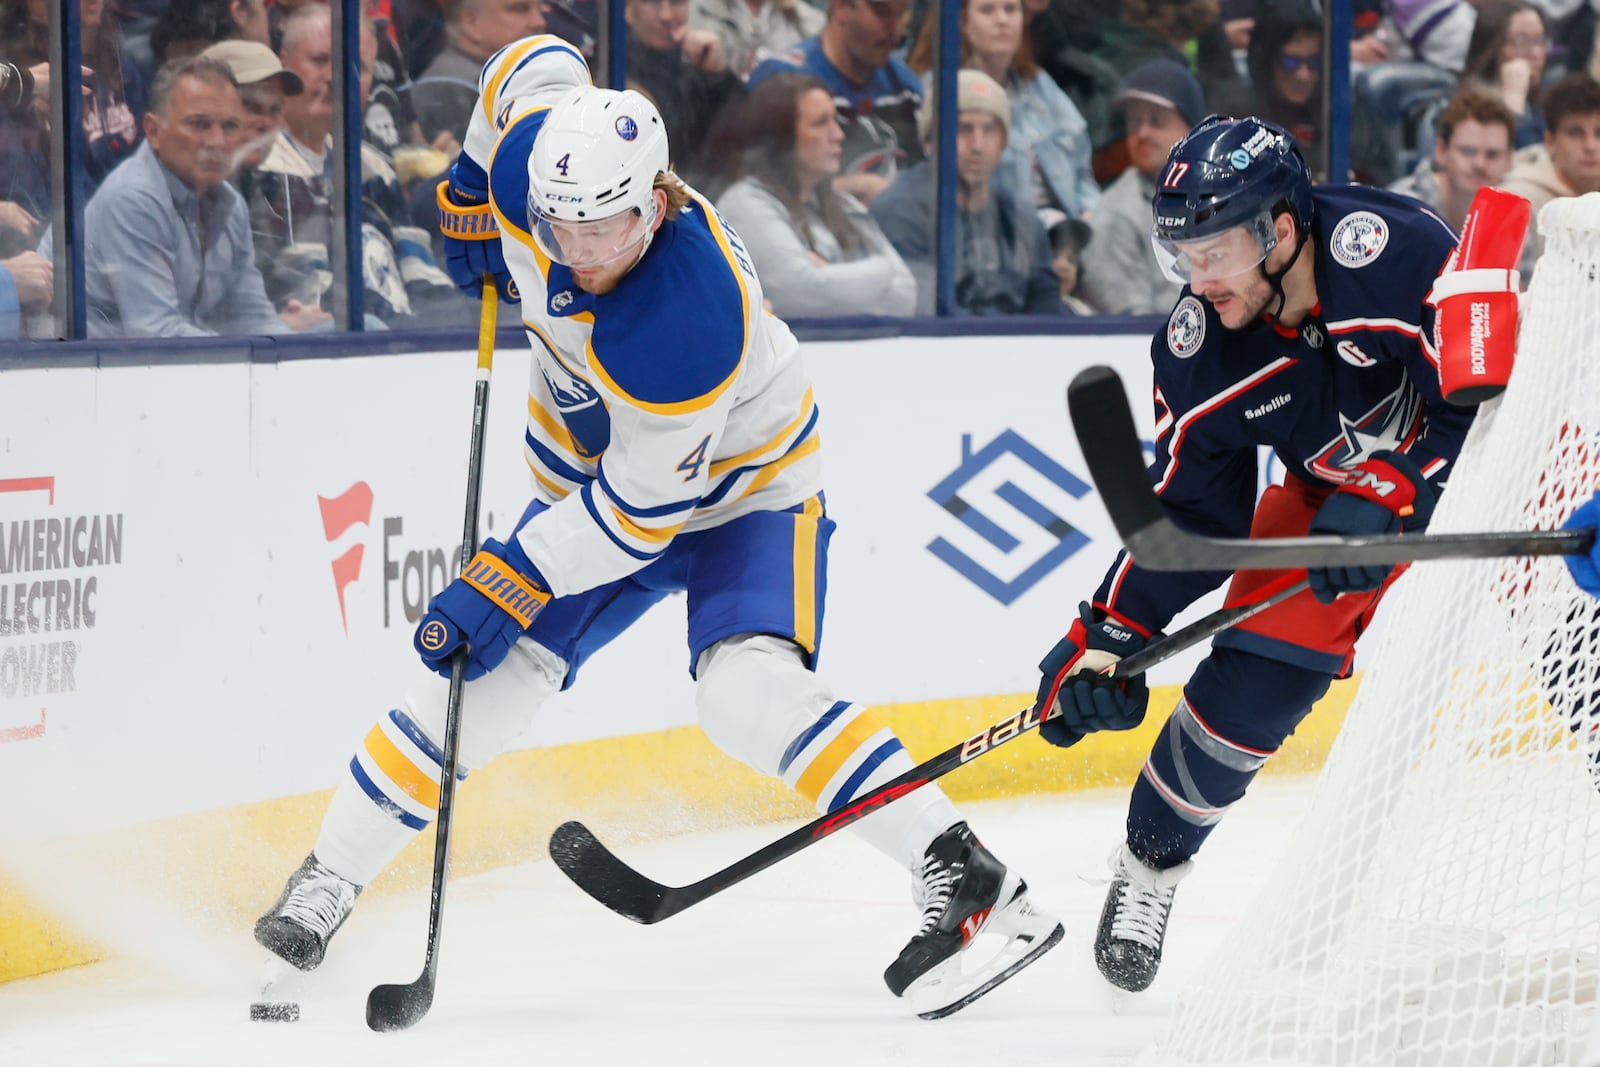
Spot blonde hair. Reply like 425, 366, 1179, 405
655, 170, 693, 220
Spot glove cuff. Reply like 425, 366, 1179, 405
463, 543, 550, 628
438, 178, 499, 241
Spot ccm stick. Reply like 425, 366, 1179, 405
365, 284, 499, 1032
549, 574, 1308, 924
1066, 364, 1596, 570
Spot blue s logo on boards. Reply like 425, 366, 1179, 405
925, 430, 1095, 604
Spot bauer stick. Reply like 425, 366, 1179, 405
1067, 365, 1596, 571
549, 573, 1309, 924
366, 283, 498, 1032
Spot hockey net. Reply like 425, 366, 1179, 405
1139, 192, 1600, 1067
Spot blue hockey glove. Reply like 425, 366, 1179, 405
414, 537, 551, 680
1307, 450, 1436, 603
1035, 603, 1150, 746
437, 172, 519, 304
1563, 494, 1600, 597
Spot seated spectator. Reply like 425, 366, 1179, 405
1501, 72, 1600, 277
1078, 57, 1199, 316
716, 71, 915, 317
869, 69, 1061, 315
411, 0, 547, 151
199, 39, 305, 186
625, 0, 747, 192
1388, 86, 1516, 232
150, 0, 273, 65
392, 0, 451, 76
906, 0, 1099, 218
1461, 0, 1549, 149
690, 0, 824, 80
542, 0, 599, 61
1230, 0, 1324, 169
251, 4, 462, 328
750, 0, 924, 207
73, 56, 295, 336
1043, 209, 1094, 315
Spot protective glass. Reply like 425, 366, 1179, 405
1152, 210, 1279, 284
530, 200, 656, 270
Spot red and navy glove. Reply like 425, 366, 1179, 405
1307, 450, 1436, 603
414, 536, 551, 680
437, 164, 518, 304
1035, 603, 1150, 746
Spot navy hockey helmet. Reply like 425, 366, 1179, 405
1150, 115, 1314, 285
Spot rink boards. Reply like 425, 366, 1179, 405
0, 332, 1355, 982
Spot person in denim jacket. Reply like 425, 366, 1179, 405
907, 0, 1098, 218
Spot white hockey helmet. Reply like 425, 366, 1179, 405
527, 86, 671, 269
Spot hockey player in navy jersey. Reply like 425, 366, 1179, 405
1032, 115, 1482, 993
253, 35, 1061, 1018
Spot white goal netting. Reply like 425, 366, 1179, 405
1139, 193, 1600, 1067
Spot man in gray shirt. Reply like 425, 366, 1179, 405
1079, 59, 1204, 316
76, 56, 292, 338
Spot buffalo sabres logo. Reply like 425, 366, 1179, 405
551, 290, 573, 311
1330, 211, 1389, 268
539, 353, 610, 459
1167, 296, 1206, 358
615, 115, 638, 141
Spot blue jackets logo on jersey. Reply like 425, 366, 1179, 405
1167, 297, 1206, 358
1330, 211, 1389, 268
1304, 384, 1422, 483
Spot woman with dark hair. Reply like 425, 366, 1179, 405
1462, 0, 1549, 148
715, 71, 916, 318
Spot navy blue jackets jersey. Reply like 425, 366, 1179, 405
1096, 184, 1469, 634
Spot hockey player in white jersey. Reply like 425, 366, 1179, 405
254, 35, 1061, 1018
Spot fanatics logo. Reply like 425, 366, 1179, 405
1330, 211, 1389, 268
1167, 296, 1206, 358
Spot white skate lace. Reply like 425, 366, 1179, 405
279, 866, 357, 939
1108, 878, 1174, 951
913, 854, 956, 936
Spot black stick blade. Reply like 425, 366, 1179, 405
366, 977, 434, 1032
1067, 365, 1168, 548
549, 821, 674, 924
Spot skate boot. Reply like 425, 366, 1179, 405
254, 853, 362, 971
883, 822, 1063, 1019
1094, 842, 1192, 992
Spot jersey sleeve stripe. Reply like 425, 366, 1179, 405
722, 432, 822, 508
1155, 358, 1297, 493
524, 453, 575, 500
478, 37, 587, 123
708, 391, 817, 478
595, 462, 698, 518
580, 482, 668, 561
524, 428, 590, 485
700, 421, 820, 509
1325, 316, 1420, 336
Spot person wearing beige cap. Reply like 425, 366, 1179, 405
200, 39, 304, 173
870, 69, 1062, 315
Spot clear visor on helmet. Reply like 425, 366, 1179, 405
531, 197, 657, 271
1152, 209, 1279, 285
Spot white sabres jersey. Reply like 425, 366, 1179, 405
459, 37, 823, 599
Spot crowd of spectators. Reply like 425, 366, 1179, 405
7, 0, 1600, 337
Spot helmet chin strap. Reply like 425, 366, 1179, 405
1247, 221, 1311, 333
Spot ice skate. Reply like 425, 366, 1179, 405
1094, 842, 1192, 992
883, 822, 1063, 1019
254, 853, 361, 971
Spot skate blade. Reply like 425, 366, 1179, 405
907, 899, 1065, 1020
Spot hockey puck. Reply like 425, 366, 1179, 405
249, 1001, 300, 1023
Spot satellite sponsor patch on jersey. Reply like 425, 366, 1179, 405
1167, 296, 1206, 358
1330, 211, 1389, 268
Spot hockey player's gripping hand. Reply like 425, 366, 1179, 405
1307, 450, 1436, 603
1035, 603, 1150, 745
437, 172, 518, 304
1562, 495, 1600, 597
414, 537, 551, 680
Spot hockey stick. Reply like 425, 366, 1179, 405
1068, 364, 1596, 571
549, 575, 1308, 924
366, 284, 498, 1032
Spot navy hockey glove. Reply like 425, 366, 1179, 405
437, 171, 519, 304
1035, 603, 1150, 746
1307, 450, 1436, 603
414, 537, 551, 680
